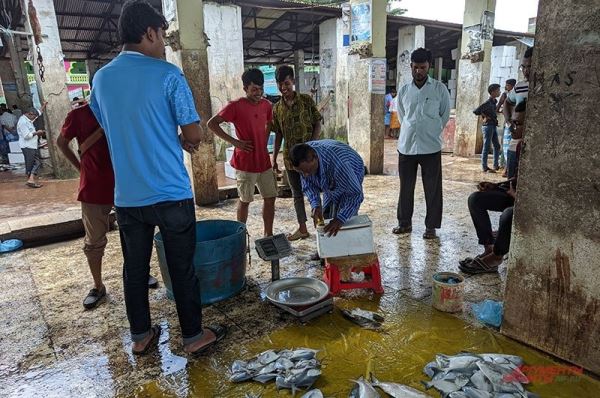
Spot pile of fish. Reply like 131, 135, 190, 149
341, 308, 385, 329
349, 375, 431, 397
423, 353, 539, 398
230, 348, 321, 393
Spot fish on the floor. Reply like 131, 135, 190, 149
230, 347, 321, 392
301, 389, 324, 398
341, 308, 385, 329
349, 376, 381, 398
422, 352, 533, 398
370, 374, 431, 397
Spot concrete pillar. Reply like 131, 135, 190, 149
0, 72, 4, 105
4, 34, 32, 109
453, 0, 496, 157
396, 25, 425, 90
346, 0, 387, 174
163, 0, 218, 205
22, 0, 77, 179
502, 0, 600, 374
335, 14, 350, 140
319, 18, 339, 138
294, 49, 306, 93
203, 2, 244, 160
434, 56, 443, 81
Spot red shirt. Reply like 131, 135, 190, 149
61, 104, 115, 205
218, 98, 272, 173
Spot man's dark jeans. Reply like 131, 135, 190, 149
468, 190, 514, 246
494, 206, 514, 256
116, 199, 203, 345
481, 124, 500, 171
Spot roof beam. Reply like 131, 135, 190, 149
87, 0, 119, 58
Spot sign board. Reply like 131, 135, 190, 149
350, 0, 372, 45
162, 0, 177, 23
341, 3, 351, 47
369, 58, 386, 94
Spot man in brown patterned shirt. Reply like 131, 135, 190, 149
271, 65, 322, 241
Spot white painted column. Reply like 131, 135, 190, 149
164, 0, 219, 204
294, 49, 306, 93
347, 0, 387, 174
435, 56, 444, 81
23, 0, 77, 178
204, 2, 244, 160
396, 25, 425, 90
453, 0, 496, 156
319, 18, 339, 138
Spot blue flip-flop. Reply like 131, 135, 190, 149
0, 239, 23, 253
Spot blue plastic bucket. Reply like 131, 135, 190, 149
154, 220, 247, 305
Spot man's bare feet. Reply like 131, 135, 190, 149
132, 325, 161, 355
183, 327, 217, 354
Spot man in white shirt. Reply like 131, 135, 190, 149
392, 48, 450, 239
0, 109, 19, 141
17, 106, 46, 188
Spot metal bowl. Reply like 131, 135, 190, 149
265, 277, 330, 306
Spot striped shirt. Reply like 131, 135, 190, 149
507, 80, 528, 106
301, 139, 365, 224
507, 80, 528, 151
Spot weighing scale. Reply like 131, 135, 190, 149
255, 235, 334, 323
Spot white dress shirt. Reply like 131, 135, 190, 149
396, 76, 450, 155
17, 115, 39, 149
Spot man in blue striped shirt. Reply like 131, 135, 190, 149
289, 139, 365, 237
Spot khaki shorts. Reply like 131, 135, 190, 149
236, 169, 278, 203
81, 202, 113, 262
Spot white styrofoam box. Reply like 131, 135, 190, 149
451, 48, 458, 61
317, 215, 374, 258
450, 69, 457, 79
491, 46, 504, 58
225, 146, 234, 163
224, 161, 236, 180
8, 152, 25, 164
447, 79, 457, 90
8, 141, 20, 153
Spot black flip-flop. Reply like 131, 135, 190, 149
26, 182, 43, 188
132, 324, 161, 356
459, 257, 498, 275
392, 225, 412, 234
189, 324, 228, 356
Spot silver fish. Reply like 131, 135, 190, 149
349, 377, 381, 398
258, 349, 280, 365
370, 374, 430, 397
461, 387, 493, 398
470, 370, 493, 392
290, 348, 318, 361
341, 309, 384, 329
231, 360, 248, 373
423, 379, 462, 395
253, 373, 278, 383
295, 358, 319, 369
448, 392, 469, 398
436, 354, 482, 372
230, 371, 253, 382
423, 361, 438, 378
274, 357, 295, 371
301, 389, 324, 398
476, 362, 524, 393
480, 354, 524, 367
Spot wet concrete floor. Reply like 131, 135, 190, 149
1, 141, 599, 397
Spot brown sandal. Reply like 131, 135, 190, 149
132, 324, 161, 355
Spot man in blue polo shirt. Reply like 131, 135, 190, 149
90, 0, 226, 356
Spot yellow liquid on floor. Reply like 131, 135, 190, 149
132, 296, 600, 397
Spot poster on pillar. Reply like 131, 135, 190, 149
368, 58, 386, 94
342, 3, 351, 47
351, 0, 372, 44
162, 0, 176, 23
